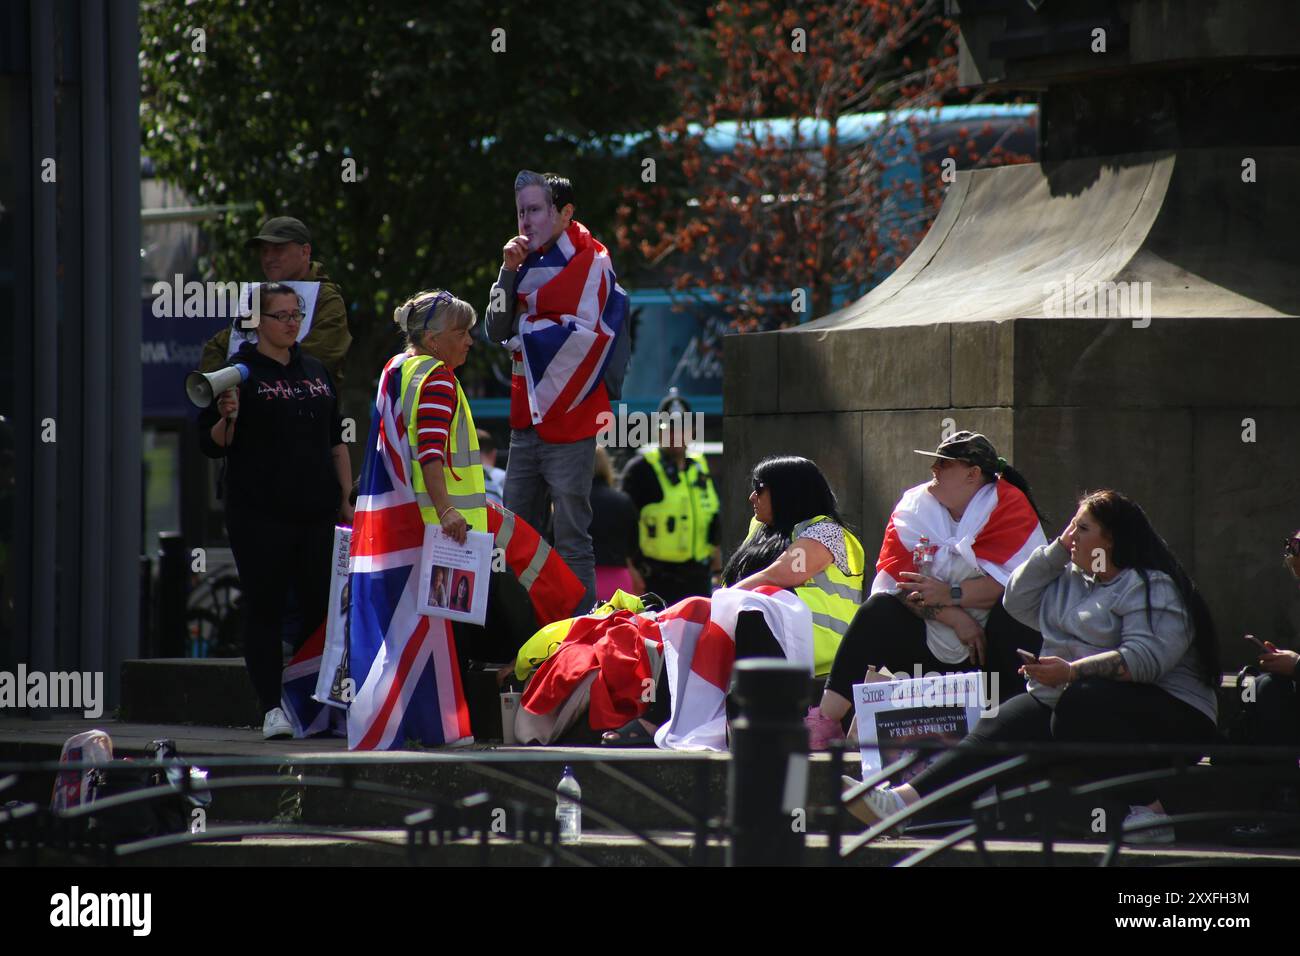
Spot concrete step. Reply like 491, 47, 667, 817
7, 717, 1300, 865
120, 656, 1253, 735
120, 658, 261, 727
0, 718, 856, 834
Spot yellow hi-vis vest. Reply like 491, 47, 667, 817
743, 514, 865, 677
638, 447, 720, 564
399, 353, 487, 533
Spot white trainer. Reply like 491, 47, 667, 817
842, 774, 907, 832
262, 707, 294, 740
1122, 804, 1175, 845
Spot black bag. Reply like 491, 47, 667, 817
1223, 666, 1263, 747
86, 739, 210, 842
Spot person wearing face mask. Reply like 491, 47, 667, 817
847, 489, 1222, 845
805, 432, 1047, 749
484, 171, 629, 616
196, 282, 351, 740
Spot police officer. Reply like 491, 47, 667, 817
620, 390, 721, 605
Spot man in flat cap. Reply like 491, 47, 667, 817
198, 216, 352, 380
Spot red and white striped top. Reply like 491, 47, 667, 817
414, 366, 459, 464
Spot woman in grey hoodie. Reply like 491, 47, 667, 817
847, 490, 1221, 843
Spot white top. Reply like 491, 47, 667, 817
797, 519, 851, 576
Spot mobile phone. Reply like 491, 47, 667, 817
1016, 648, 1039, 664
1244, 634, 1273, 652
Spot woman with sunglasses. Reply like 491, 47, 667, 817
602, 455, 865, 745
197, 282, 352, 740
806, 432, 1047, 749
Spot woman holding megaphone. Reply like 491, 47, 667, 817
196, 281, 352, 740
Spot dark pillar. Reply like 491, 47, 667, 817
28, 0, 57, 677
79, 0, 110, 685
727, 658, 809, 866
107, 0, 143, 701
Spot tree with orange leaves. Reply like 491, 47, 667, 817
618, 0, 1032, 330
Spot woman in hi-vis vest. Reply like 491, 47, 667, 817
601, 455, 865, 746
391, 290, 488, 541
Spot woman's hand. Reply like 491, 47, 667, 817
1260, 649, 1300, 677
217, 387, 239, 419
1057, 518, 1078, 551
1023, 655, 1072, 687
440, 507, 469, 545
897, 572, 951, 608
951, 613, 987, 668
338, 497, 355, 525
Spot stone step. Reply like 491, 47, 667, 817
120, 658, 261, 728
0, 718, 856, 834
120, 656, 1252, 736
6, 717, 1298, 863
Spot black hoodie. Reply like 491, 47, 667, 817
197, 342, 344, 521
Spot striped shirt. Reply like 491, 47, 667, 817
414, 367, 459, 464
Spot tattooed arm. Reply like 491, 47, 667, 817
1068, 650, 1131, 682
900, 598, 988, 666
1024, 650, 1130, 688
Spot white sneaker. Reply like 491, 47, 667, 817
1122, 804, 1175, 845
262, 707, 294, 740
842, 774, 907, 832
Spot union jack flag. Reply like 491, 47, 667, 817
506, 220, 627, 424
346, 352, 473, 749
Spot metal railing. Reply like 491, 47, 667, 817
0, 751, 721, 867
836, 738, 1300, 867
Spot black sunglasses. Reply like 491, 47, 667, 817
751, 478, 766, 494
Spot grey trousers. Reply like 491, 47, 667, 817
504, 427, 597, 614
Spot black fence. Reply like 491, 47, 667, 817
4, 660, 1300, 866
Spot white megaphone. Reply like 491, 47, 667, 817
185, 363, 250, 415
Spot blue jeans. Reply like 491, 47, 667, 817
504, 428, 597, 614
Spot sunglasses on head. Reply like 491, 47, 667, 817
420, 290, 455, 330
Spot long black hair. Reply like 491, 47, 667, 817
721, 456, 844, 585
996, 465, 1047, 525
1080, 490, 1220, 687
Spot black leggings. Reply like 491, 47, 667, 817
907, 679, 1218, 808
825, 591, 1042, 709
226, 508, 335, 713
1252, 674, 1300, 747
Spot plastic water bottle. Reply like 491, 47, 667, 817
555, 765, 582, 843
913, 536, 935, 576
